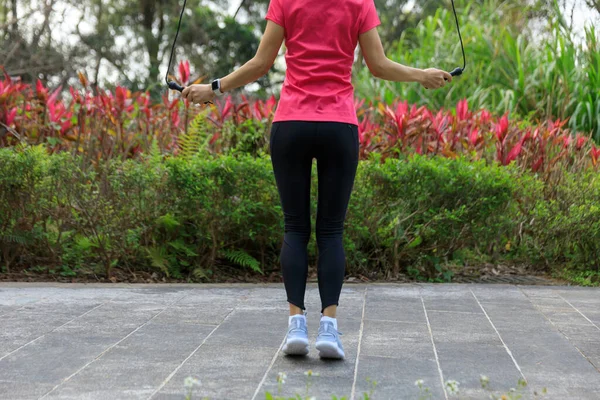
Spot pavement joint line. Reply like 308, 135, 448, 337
517, 286, 600, 374
148, 310, 237, 399
350, 286, 368, 400
555, 292, 600, 332
360, 353, 427, 361
0, 299, 114, 362
148, 287, 256, 400
469, 288, 528, 383
364, 318, 423, 325
250, 332, 286, 400
420, 294, 448, 400
37, 291, 191, 400
426, 309, 482, 315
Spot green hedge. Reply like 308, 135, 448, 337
1, 145, 598, 283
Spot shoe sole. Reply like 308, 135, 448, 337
315, 340, 345, 359
282, 337, 309, 356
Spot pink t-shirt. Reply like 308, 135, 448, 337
265, 0, 381, 125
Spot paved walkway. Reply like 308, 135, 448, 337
0, 283, 599, 400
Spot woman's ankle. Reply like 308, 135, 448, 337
322, 304, 337, 318
289, 303, 304, 316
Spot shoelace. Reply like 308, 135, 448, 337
289, 318, 306, 334
318, 322, 343, 336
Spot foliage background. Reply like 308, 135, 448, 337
1, 0, 599, 285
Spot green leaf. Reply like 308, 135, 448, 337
406, 236, 423, 248
156, 213, 181, 231
220, 249, 263, 274
144, 246, 170, 277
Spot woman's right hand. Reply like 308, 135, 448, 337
419, 68, 453, 89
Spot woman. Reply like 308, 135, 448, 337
183, 0, 452, 360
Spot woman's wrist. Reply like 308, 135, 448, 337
219, 77, 229, 93
413, 68, 425, 85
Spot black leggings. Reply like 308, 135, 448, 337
269, 120, 359, 313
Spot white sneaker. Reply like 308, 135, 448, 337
315, 319, 345, 359
282, 315, 309, 356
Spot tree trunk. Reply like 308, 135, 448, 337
93, 0, 103, 87
10, 0, 17, 35
140, 0, 159, 86
260, 241, 265, 274
392, 240, 399, 278
32, 0, 55, 46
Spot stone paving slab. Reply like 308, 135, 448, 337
0, 283, 599, 400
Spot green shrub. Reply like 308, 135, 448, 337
0, 145, 50, 272
0, 145, 598, 284
346, 154, 517, 281
523, 169, 600, 272
164, 153, 281, 278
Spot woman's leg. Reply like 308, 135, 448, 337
270, 121, 315, 315
314, 122, 360, 316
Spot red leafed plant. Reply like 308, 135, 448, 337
355, 97, 598, 181
1, 63, 597, 179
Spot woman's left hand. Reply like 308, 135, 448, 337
182, 84, 216, 105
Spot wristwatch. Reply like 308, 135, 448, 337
211, 79, 224, 96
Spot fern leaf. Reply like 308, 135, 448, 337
149, 139, 163, 166
144, 246, 170, 277
179, 109, 210, 160
156, 213, 181, 231
0, 234, 29, 245
220, 249, 263, 274
192, 267, 208, 280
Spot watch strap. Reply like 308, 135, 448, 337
211, 79, 224, 95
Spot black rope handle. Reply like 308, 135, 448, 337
447, 0, 466, 80
165, 0, 212, 104
166, 0, 187, 92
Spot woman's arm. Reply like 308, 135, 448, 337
182, 21, 284, 104
220, 21, 285, 92
358, 27, 452, 89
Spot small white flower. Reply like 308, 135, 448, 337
277, 372, 287, 384
445, 379, 460, 396
480, 375, 490, 388
308, 397, 316, 400
415, 379, 425, 387
184, 376, 201, 388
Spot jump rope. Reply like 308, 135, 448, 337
165, 0, 466, 95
